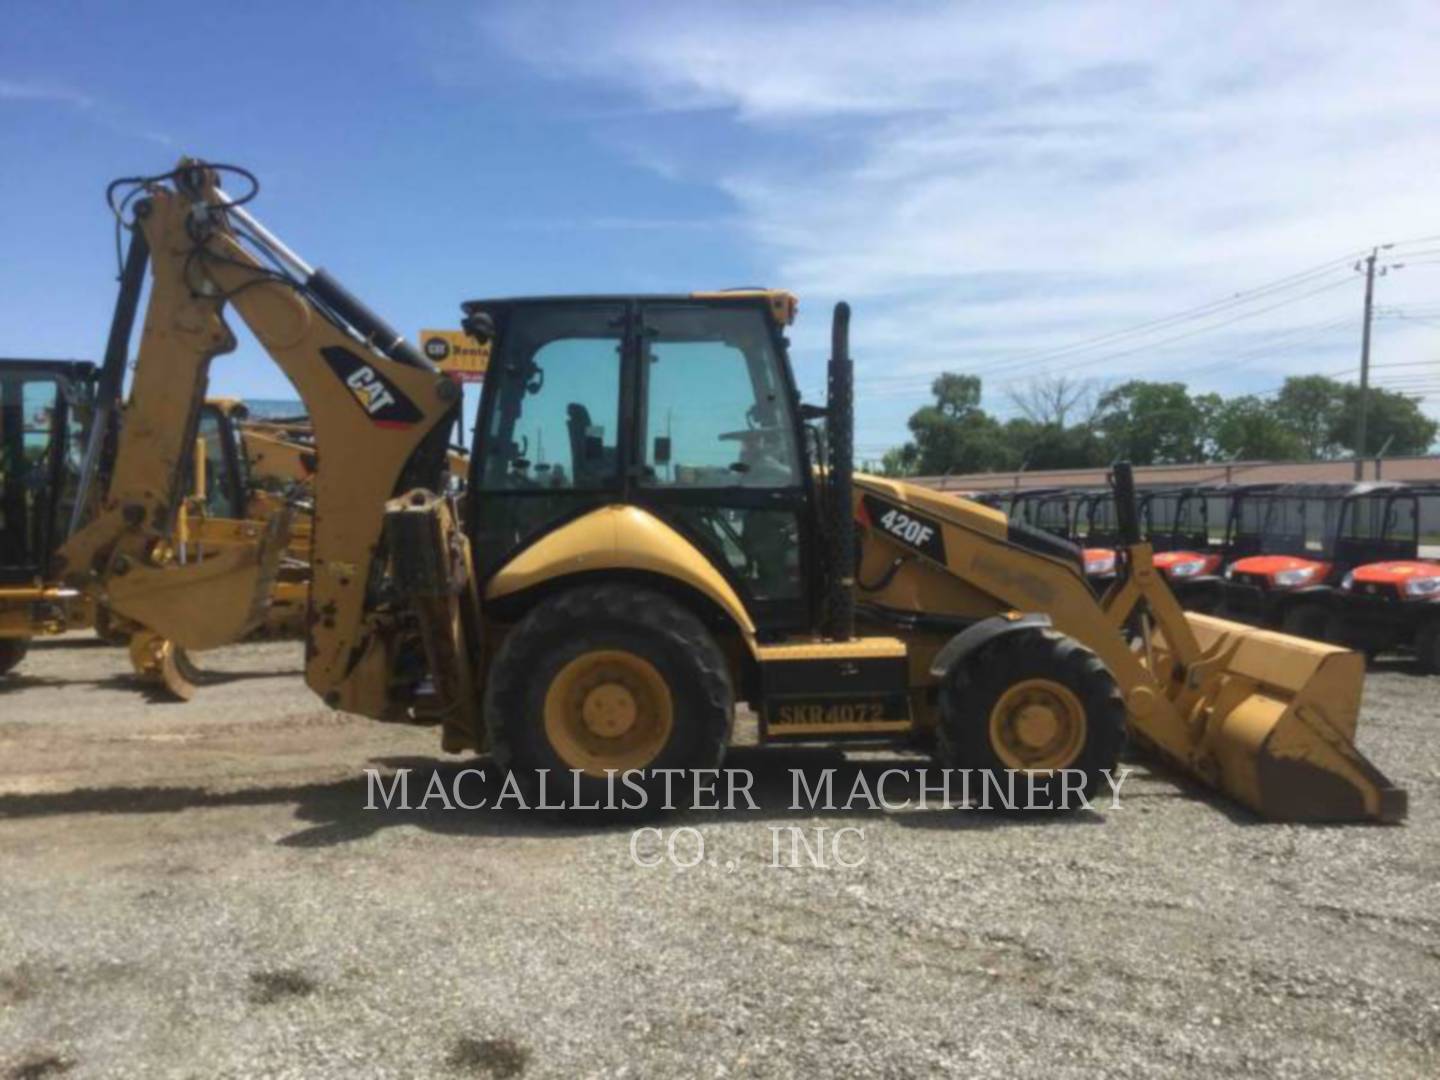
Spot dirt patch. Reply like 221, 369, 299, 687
447, 1037, 531, 1077
247, 969, 317, 1005
7, 1056, 73, 1080
0, 968, 36, 1007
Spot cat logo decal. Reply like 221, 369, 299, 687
320, 346, 423, 429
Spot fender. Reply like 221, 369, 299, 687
485, 504, 759, 650
928, 612, 1052, 678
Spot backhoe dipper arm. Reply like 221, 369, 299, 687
58, 161, 460, 712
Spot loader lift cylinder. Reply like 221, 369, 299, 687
69, 223, 151, 536
825, 302, 855, 642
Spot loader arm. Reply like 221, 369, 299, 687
57, 161, 460, 712
855, 474, 1405, 822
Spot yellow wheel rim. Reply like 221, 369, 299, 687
543, 650, 674, 776
987, 678, 1087, 771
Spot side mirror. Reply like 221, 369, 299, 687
653, 436, 671, 465
462, 311, 495, 345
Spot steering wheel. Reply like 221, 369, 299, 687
718, 426, 787, 442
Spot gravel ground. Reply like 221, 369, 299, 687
0, 635, 1436, 1079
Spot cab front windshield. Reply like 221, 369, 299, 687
638, 305, 799, 490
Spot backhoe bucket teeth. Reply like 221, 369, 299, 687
128, 631, 199, 701
1154, 613, 1407, 823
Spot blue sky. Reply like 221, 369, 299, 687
4, 0, 1440, 459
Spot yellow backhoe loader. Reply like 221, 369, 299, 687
0, 362, 291, 696
67, 159, 1405, 822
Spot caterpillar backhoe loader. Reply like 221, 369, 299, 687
0, 358, 295, 695
69, 159, 1405, 822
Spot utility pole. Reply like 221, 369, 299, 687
1354, 248, 1377, 481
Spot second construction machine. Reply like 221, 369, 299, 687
63, 160, 1406, 823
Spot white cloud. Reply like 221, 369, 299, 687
482, 1, 1440, 446
0, 77, 172, 146
0, 79, 93, 109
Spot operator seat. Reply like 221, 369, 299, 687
566, 404, 615, 486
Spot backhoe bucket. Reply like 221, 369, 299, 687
103, 510, 292, 652
1153, 613, 1406, 823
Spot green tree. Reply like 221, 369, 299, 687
1335, 386, 1438, 457
1093, 381, 1209, 464
1272, 376, 1346, 458
895, 373, 1016, 475
1210, 395, 1305, 460
1002, 418, 1110, 470
878, 443, 919, 477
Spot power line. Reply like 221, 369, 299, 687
1180, 315, 1355, 379
977, 267, 1359, 382
993, 274, 1359, 388
972, 251, 1363, 372
856, 273, 1359, 397
852, 256, 1366, 396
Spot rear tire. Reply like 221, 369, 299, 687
0, 638, 27, 678
485, 585, 732, 814
937, 629, 1125, 807
1281, 601, 1330, 642
1415, 620, 1440, 674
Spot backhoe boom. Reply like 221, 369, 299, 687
58, 161, 460, 711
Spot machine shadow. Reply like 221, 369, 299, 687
274, 747, 1129, 845
0, 751, 1246, 846
26, 636, 112, 651
0, 669, 303, 697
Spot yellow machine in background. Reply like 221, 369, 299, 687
69, 159, 1405, 823
0, 359, 96, 676
0, 373, 297, 697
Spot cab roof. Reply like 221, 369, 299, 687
461, 289, 798, 327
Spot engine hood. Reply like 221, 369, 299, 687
1153, 550, 1220, 574
1351, 560, 1440, 585
1230, 554, 1329, 579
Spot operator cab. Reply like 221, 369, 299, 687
185, 401, 251, 522
462, 291, 818, 635
0, 360, 95, 585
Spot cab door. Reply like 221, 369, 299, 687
629, 301, 815, 635
0, 369, 74, 583
470, 302, 627, 577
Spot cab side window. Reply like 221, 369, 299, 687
197, 411, 240, 519
639, 308, 799, 490
480, 309, 623, 493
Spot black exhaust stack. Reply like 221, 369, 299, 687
1112, 461, 1140, 545
825, 302, 856, 642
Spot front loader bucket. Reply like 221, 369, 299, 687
1152, 613, 1407, 823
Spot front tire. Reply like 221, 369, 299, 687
937, 629, 1125, 807
1415, 619, 1440, 674
0, 638, 27, 678
1281, 601, 1330, 642
485, 585, 732, 813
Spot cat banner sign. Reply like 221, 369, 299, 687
419, 330, 489, 383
